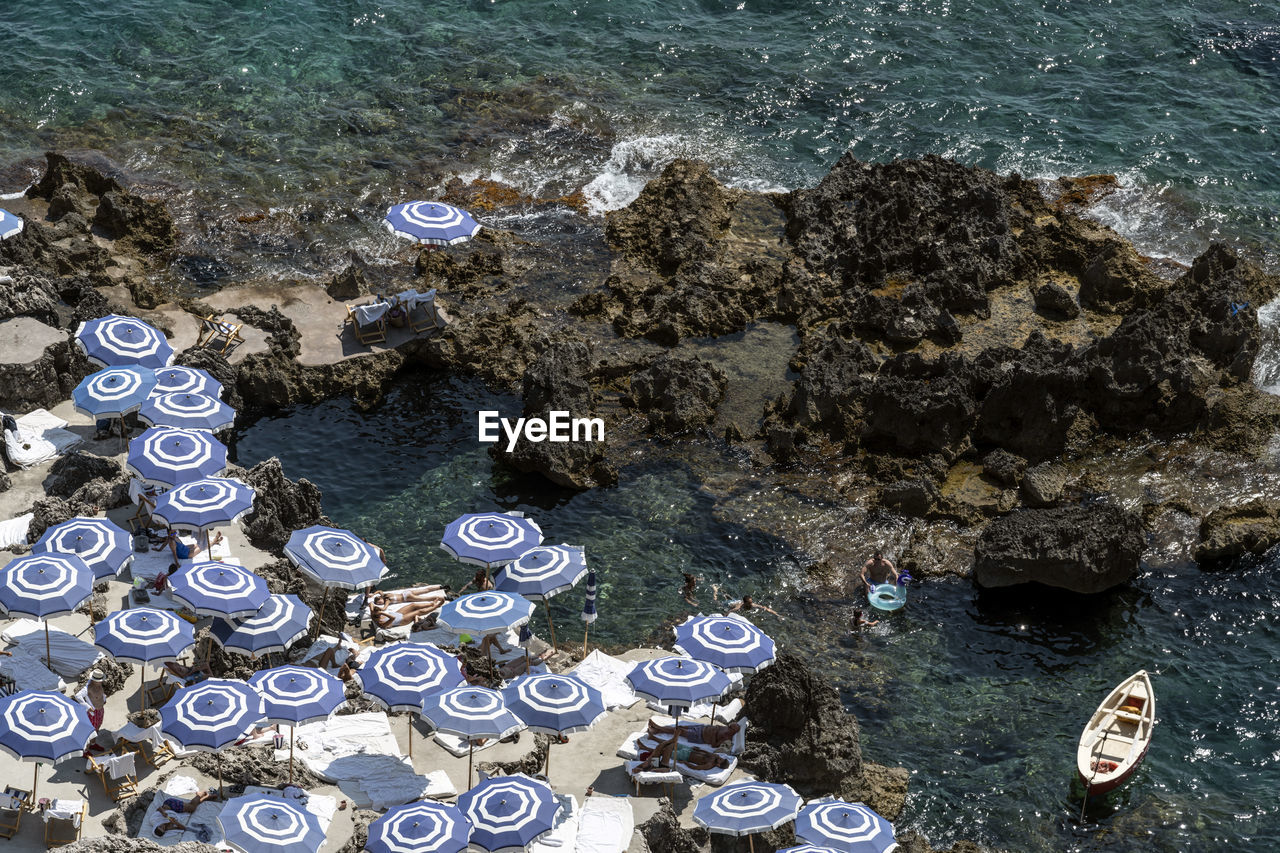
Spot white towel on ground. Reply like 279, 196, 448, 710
576, 796, 635, 853
2, 619, 103, 677
571, 651, 638, 710
0, 647, 64, 692
0, 513, 32, 549
530, 795, 576, 853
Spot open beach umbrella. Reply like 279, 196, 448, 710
0, 553, 93, 665
127, 426, 228, 487
94, 608, 195, 711
159, 678, 265, 798
795, 801, 898, 853
495, 544, 587, 650
150, 476, 255, 537
0, 690, 94, 802
169, 561, 269, 619
627, 656, 731, 729
248, 665, 345, 784
580, 569, 597, 657
219, 792, 324, 853
33, 516, 133, 580
284, 525, 387, 637
152, 365, 222, 398
440, 511, 542, 569
138, 391, 236, 432
0, 209, 23, 240
366, 800, 472, 853
674, 614, 776, 716
384, 201, 481, 247
73, 366, 156, 447
437, 592, 535, 640
502, 672, 605, 776
693, 781, 803, 853
75, 313, 173, 370
358, 642, 464, 759
456, 773, 560, 853
420, 687, 523, 789
210, 594, 313, 657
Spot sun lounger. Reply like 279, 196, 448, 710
86, 751, 139, 802
616, 720, 750, 760
622, 761, 685, 797
347, 301, 391, 345
195, 314, 245, 356
433, 731, 516, 758
395, 288, 441, 334
577, 795, 635, 853
43, 799, 85, 847
0, 787, 30, 839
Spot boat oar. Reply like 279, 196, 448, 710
1080, 729, 1111, 822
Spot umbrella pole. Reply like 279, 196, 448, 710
545, 608, 557, 652
468, 741, 474, 790
748, 835, 755, 853
314, 588, 330, 640
289, 726, 295, 786
44, 622, 51, 669
218, 754, 223, 801
32, 765, 38, 804
545, 740, 552, 777
408, 713, 414, 761
582, 624, 590, 660
119, 417, 127, 453
140, 663, 145, 712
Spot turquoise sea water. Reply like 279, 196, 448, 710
5, 0, 1279, 848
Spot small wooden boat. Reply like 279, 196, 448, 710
1076, 669, 1155, 795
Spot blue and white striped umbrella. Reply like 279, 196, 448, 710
420, 687, 523, 740
72, 366, 156, 419
626, 656, 731, 711
0, 691, 94, 764
94, 608, 194, 664
494, 545, 587, 601
127, 426, 228, 487
440, 512, 542, 569
138, 391, 236, 432
210, 594, 313, 657
219, 793, 324, 853
501, 673, 606, 735
152, 366, 223, 398
795, 802, 898, 853
581, 570, 597, 625
248, 666, 346, 726
457, 773, 561, 853
75, 314, 173, 369
169, 561, 269, 619
437, 592, 535, 638
358, 642, 464, 712
366, 801, 472, 853
384, 201, 481, 247
159, 678, 265, 752
0, 553, 93, 619
674, 615, 777, 674
778, 846, 845, 853
150, 477, 255, 532
284, 525, 387, 590
693, 780, 802, 837
33, 516, 133, 580
0, 209, 23, 241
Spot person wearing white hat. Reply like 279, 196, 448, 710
74, 669, 107, 730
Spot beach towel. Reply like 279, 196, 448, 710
622, 760, 684, 789
352, 301, 391, 326
530, 795, 577, 853
0, 513, 32, 549
17, 409, 82, 456
570, 651, 638, 710
433, 730, 519, 758
0, 647, 62, 692
3, 422, 56, 469
105, 752, 136, 780
2, 618, 103, 677
576, 796, 635, 853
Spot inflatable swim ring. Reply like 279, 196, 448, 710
869, 583, 907, 612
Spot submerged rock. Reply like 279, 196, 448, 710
628, 353, 728, 434
1193, 499, 1280, 566
973, 504, 1144, 592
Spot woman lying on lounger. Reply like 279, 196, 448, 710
371, 597, 445, 629
371, 584, 448, 605
645, 719, 740, 749
632, 735, 731, 774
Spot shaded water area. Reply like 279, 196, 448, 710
233, 371, 1280, 853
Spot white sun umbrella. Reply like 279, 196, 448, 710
501, 673, 606, 777
0, 690, 95, 802
358, 642, 465, 759
127, 426, 228, 488
420, 686, 524, 789
494, 544, 587, 650
152, 366, 223, 398
248, 665, 346, 785
33, 516, 134, 580
384, 201, 481, 247
0, 553, 93, 666
75, 313, 174, 370
366, 801, 472, 853
158, 678, 265, 799
168, 561, 269, 619
693, 781, 803, 853
72, 365, 156, 448
220, 793, 324, 853
93, 608, 195, 711
138, 391, 235, 432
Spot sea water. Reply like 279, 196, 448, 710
4, 0, 1279, 848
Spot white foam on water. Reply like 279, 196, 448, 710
1251, 295, 1280, 396
581, 134, 693, 215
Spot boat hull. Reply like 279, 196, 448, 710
1078, 739, 1150, 795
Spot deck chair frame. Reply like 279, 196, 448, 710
195, 314, 245, 356
346, 304, 388, 345
42, 800, 85, 847
86, 754, 138, 802
0, 787, 30, 839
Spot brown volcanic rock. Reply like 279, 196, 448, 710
973, 503, 1144, 592
629, 353, 728, 434
238, 458, 329, 554
1194, 499, 1280, 566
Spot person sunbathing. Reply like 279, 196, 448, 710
646, 719, 740, 749
163, 660, 212, 681
457, 569, 493, 595
633, 736, 730, 774
371, 584, 447, 605
371, 597, 445, 629
159, 789, 217, 819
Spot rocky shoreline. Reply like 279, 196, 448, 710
4, 147, 1280, 852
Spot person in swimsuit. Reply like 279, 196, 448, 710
159, 789, 217, 818
372, 585, 447, 605
633, 736, 730, 774
646, 719, 740, 748
457, 569, 493, 595
371, 597, 445, 629
861, 548, 898, 591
